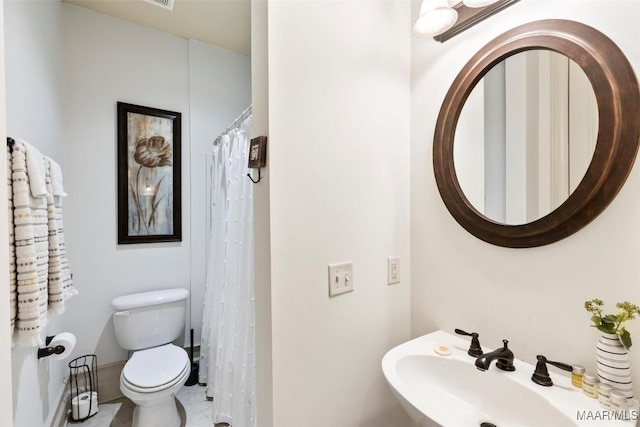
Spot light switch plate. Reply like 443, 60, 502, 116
328, 262, 354, 297
388, 256, 400, 285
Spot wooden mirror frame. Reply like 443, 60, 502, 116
433, 19, 640, 248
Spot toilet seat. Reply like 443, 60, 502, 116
122, 344, 190, 393
122, 362, 189, 394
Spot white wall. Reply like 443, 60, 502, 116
0, 3, 15, 426
267, 1, 412, 425
61, 3, 192, 366
250, 0, 273, 424
5, 0, 63, 159
188, 39, 251, 346
4, 2, 71, 426
411, 0, 640, 389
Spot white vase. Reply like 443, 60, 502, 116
596, 332, 633, 398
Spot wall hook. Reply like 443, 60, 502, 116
247, 168, 262, 184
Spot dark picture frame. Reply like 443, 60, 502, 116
117, 102, 182, 244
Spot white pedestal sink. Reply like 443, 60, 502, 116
382, 330, 636, 427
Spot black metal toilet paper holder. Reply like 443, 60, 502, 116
68, 354, 99, 422
38, 335, 66, 359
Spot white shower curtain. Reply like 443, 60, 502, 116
200, 112, 256, 426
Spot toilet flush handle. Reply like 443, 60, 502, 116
114, 311, 130, 317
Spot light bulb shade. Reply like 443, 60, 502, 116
462, 0, 500, 8
413, 0, 458, 37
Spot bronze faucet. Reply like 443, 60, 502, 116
475, 339, 515, 371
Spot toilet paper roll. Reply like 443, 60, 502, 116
48, 332, 76, 360
71, 392, 99, 420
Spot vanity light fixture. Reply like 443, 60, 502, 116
413, 0, 458, 37
414, 0, 521, 42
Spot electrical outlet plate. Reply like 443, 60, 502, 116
328, 262, 354, 297
388, 256, 400, 285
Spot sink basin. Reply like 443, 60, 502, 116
382, 330, 635, 427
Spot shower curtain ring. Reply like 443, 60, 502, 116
247, 168, 262, 184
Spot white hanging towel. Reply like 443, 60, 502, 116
44, 157, 76, 314
22, 140, 48, 198
7, 146, 16, 336
11, 139, 49, 346
45, 155, 68, 205
9, 140, 77, 345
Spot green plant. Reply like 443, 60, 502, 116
585, 299, 640, 350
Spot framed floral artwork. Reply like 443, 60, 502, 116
117, 102, 182, 244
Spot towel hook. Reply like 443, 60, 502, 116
247, 168, 262, 184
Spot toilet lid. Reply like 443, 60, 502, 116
122, 344, 189, 388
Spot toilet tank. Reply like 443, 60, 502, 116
111, 288, 188, 351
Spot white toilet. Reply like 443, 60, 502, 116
111, 288, 190, 427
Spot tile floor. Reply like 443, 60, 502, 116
64, 385, 229, 427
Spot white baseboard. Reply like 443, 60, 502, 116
50, 377, 70, 427
96, 360, 127, 403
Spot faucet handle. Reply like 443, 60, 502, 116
531, 355, 573, 387
454, 329, 483, 357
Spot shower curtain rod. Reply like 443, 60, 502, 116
213, 105, 252, 146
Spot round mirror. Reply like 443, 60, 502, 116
433, 19, 640, 248
454, 50, 598, 225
